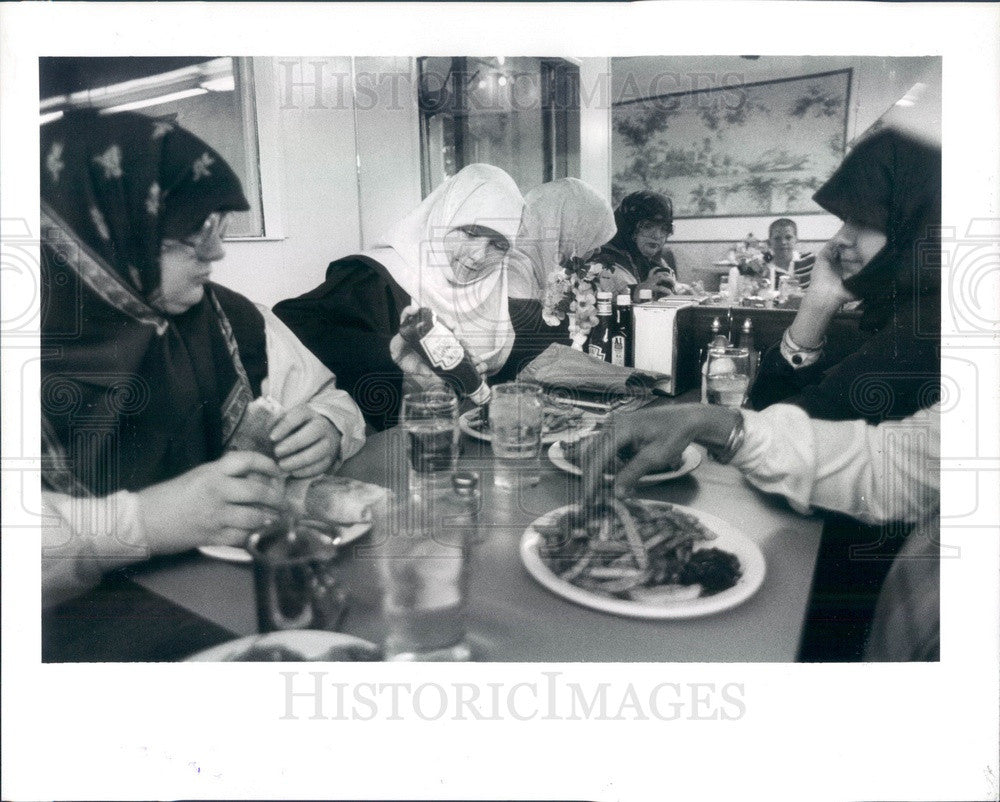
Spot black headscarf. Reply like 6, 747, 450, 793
603, 190, 676, 281
749, 127, 940, 423
813, 128, 941, 333
40, 110, 264, 497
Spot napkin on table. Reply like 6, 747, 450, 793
516, 343, 664, 410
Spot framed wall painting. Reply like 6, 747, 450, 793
611, 69, 852, 218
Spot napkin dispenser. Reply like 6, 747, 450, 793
632, 299, 699, 395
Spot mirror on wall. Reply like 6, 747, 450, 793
417, 56, 580, 197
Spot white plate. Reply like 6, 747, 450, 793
459, 407, 599, 445
185, 630, 381, 662
547, 441, 702, 485
520, 501, 766, 619
197, 521, 372, 564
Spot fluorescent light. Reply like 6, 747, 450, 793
200, 75, 236, 92
40, 110, 64, 126
895, 82, 926, 108
100, 87, 207, 114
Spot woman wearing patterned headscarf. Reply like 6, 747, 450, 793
41, 110, 365, 603
275, 164, 524, 430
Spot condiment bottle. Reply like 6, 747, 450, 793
586, 292, 614, 362
398, 307, 490, 404
611, 294, 633, 367
739, 317, 759, 380
701, 318, 728, 402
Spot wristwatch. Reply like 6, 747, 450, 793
780, 328, 825, 369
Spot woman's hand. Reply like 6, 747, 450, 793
391, 305, 488, 391
805, 241, 858, 310
634, 269, 675, 300
581, 404, 740, 503
270, 403, 342, 477
788, 241, 858, 350
136, 452, 286, 553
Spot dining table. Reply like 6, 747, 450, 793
43, 395, 824, 663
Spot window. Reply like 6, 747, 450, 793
39, 57, 265, 238
417, 57, 580, 196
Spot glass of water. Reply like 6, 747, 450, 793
489, 381, 544, 488
705, 346, 751, 409
401, 388, 459, 487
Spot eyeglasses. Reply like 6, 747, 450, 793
178, 212, 229, 252
635, 222, 670, 242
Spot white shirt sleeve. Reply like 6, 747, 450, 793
730, 404, 940, 524
259, 305, 367, 464
41, 489, 149, 607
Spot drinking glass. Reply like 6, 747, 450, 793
246, 518, 349, 633
490, 381, 544, 488
379, 474, 476, 662
400, 388, 459, 486
705, 346, 751, 409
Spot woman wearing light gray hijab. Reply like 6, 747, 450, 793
506, 177, 617, 300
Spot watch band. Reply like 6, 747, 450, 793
780, 328, 825, 369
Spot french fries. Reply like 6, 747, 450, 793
536, 499, 741, 601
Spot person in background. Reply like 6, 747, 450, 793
596, 190, 693, 300
748, 128, 941, 423
580, 402, 940, 662
506, 177, 617, 301
767, 217, 813, 290
274, 164, 524, 430
40, 111, 366, 605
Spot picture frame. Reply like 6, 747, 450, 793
612, 69, 852, 218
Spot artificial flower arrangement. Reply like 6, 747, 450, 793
732, 234, 771, 279
541, 256, 611, 349
724, 234, 778, 299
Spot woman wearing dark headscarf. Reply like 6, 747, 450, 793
596, 190, 693, 299
40, 111, 365, 603
748, 128, 941, 423
745, 127, 941, 660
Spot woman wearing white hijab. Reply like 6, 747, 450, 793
275, 164, 524, 430
506, 177, 617, 300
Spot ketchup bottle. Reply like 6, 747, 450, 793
398, 307, 491, 405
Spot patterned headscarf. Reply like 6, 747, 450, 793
40, 110, 260, 497
506, 178, 617, 300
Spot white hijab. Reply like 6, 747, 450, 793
506, 178, 617, 300
366, 164, 524, 372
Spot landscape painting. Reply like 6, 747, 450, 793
611, 69, 851, 217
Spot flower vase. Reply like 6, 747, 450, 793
570, 330, 589, 351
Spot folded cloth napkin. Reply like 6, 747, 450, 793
516, 343, 664, 398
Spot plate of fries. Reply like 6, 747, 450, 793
520, 499, 765, 619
